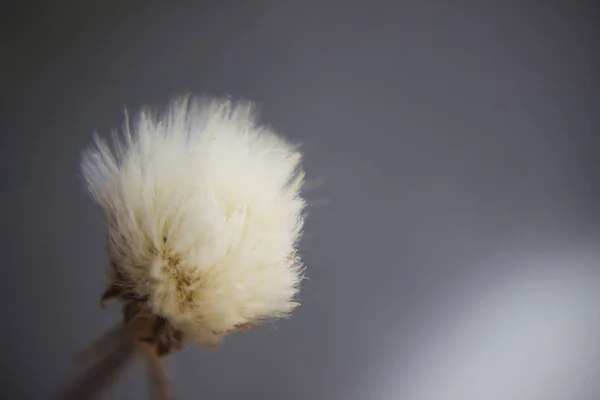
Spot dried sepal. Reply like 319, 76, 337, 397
99, 283, 124, 308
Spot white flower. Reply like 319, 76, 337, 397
82, 96, 306, 346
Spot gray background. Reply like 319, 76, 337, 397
1, 1, 598, 399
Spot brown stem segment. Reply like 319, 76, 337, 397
57, 287, 186, 399
57, 330, 136, 400
142, 344, 178, 400
74, 323, 133, 368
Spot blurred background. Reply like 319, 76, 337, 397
1, 1, 598, 399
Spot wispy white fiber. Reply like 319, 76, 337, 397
81, 96, 306, 346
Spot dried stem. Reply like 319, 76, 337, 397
141, 344, 178, 400
75, 323, 133, 368
57, 329, 136, 400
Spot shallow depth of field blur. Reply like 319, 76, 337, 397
1, 1, 598, 399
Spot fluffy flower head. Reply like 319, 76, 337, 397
82, 96, 306, 346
